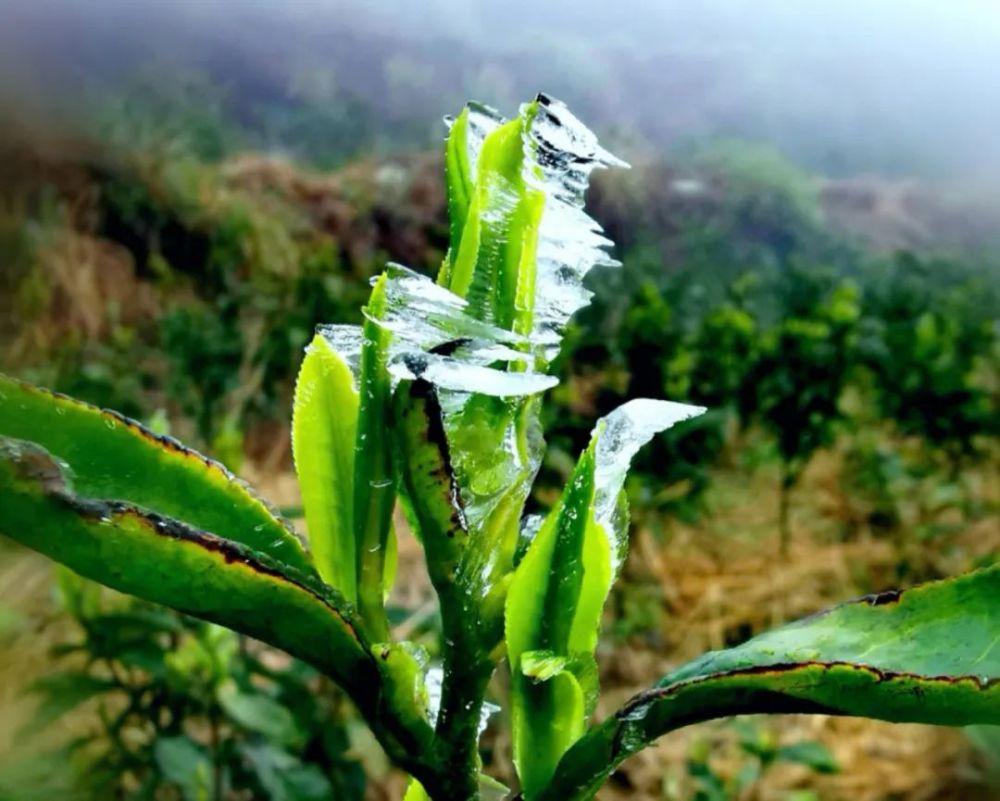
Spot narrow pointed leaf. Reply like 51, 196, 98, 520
0, 374, 314, 575
444, 107, 473, 261
292, 334, 360, 596
445, 103, 544, 336
353, 273, 397, 639
539, 566, 1000, 801
506, 399, 704, 798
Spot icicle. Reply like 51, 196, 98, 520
519, 93, 630, 359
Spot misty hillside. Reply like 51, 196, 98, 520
5, 0, 1000, 186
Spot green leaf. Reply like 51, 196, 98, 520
240, 742, 334, 801
0, 437, 377, 708
394, 380, 466, 602
537, 566, 1000, 801
506, 399, 703, 799
0, 374, 314, 576
775, 741, 839, 774
217, 681, 301, 746
24, 671, 117, 737
443, 106, 474, 265
353, 273, 397, 638
155, 736, 214, 801
292, 334, 360, 597
445, 102, 543, 334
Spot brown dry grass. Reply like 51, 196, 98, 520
0, 449, 996, 801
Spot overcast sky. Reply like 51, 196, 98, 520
3, 0, 1000, 182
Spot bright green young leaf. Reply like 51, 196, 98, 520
292, 334, 360, 596
445, 101, 542, 333
506, 399, 704, 799
353, 273, 397, 639
537, 565, 1000, 801
443, 106, 474, 265
0, 374, 314, 576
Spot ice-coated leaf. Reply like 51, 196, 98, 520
327, 265, 557, 398
521, 93, 629, 361
537, 566, 1000, 801
292, 334, 360, 597
505, 399, 704, 799
353, 274, 397, 638
592, 400, 706, 573
0, 374, 315, 576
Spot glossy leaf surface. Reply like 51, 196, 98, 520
506, 400, 704, 798
353, 273, 397, 638
0, 374, 313, 576
0, 437, 372, 696
538, 566, 1000, 801
292, 334, 360, 596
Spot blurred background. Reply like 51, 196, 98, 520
0, 1, 997, 799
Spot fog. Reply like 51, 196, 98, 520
3, 0, 1000, 182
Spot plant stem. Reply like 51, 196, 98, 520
432, 652, 495, 801
209, 710, 222, 801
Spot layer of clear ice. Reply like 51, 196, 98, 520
425, 664, 499, 736
318, 265, 556, 397
317, 94, 628, 399
445, 101, 505, 185
592, 399, 706, 571
521, 93, 630, 361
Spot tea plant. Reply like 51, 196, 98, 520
666, 720, 837, 801
0, 95, 996, 801
738, 268, 861, 553
27, 569, 365, 801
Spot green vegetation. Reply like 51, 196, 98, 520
0, 96, 997, 801
26, 570, 365, 801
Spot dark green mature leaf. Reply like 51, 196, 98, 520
292, 333, 360, 596
395, 380, 466, 589
241, 742, 334, 801
217, 682, 301, 746
0, 437, 373, 705
538, 566, 1000, 801
0, 374, 314, 576
154, 736, 213, 801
